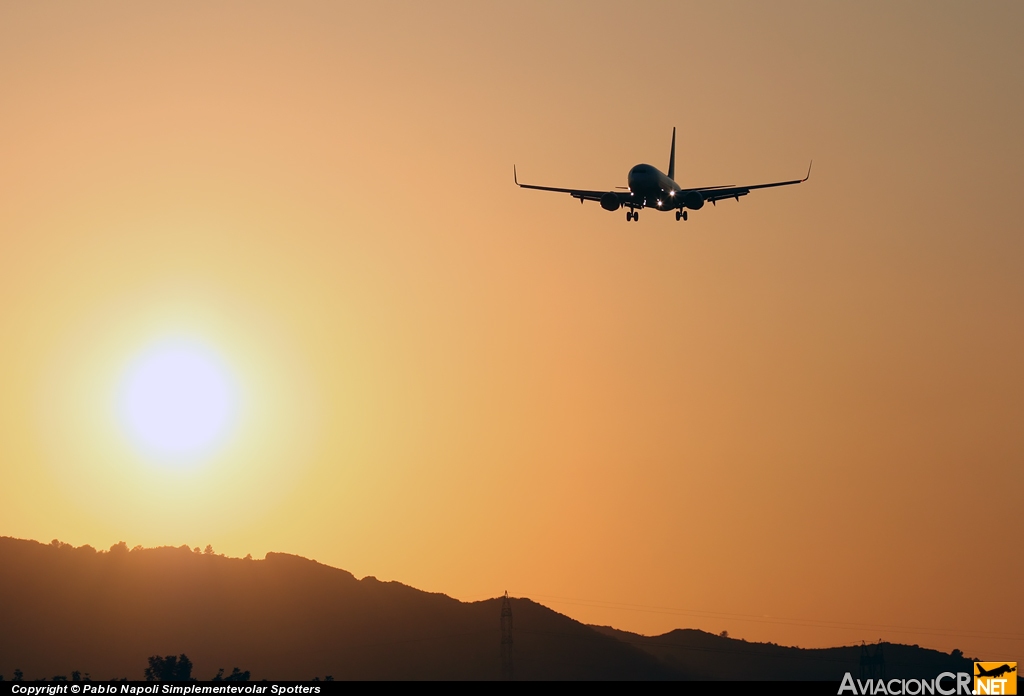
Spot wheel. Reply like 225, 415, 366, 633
682, 211, 688, 221
633, 212, 639, 222
626, 211, 632, 222
675, 210, 681, 221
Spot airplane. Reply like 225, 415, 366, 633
976, 665, 1016, 679
514, 127, 810, 222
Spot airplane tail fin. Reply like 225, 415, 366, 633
667, 127, 676, 181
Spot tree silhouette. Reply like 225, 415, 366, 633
144, 654, 193, 681
212, 668, 250, 682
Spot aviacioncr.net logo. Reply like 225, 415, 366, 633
974, 662, 1017, 695
839, 672, 972, 695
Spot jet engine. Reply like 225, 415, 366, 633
681, 191, 704, 210
600, 192, 621, 211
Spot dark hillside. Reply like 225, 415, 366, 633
0, 537, 978, 681
0, 537, 670, 680
591, 626, 973, 680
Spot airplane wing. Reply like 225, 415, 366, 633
513, 167, 633, 205
692, 162, 812, 204
514, 162, 811, 208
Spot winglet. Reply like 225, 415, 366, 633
513, 165, 519, 186
803, 160, 813, 182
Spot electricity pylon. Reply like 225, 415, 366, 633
501, 591, 513, 681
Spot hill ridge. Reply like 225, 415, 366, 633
0, 536, 973, 681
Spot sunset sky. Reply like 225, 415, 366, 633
1, 2, 1021, 661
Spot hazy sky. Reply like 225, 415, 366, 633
1, 1, 1021, 660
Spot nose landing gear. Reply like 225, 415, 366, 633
675, 210, 688, 221
626, 210, 639, 222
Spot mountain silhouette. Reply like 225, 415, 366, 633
0, 537, 974, 680
591, 626, 974, 680
0, 537, 668, 680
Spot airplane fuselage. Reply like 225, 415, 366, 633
626, 163, 680, 211
627, 163, 707, 213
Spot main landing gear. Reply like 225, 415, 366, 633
675, 210, 688, 221
626, 210, 639, 222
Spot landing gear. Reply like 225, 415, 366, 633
675, 210, 688, 221
626, 210, 639, 222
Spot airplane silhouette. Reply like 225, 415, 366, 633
976, 664, 1017, 679
515, 127, 810, 222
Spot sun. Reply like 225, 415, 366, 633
117, 338, 239, 464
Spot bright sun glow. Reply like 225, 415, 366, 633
118, 339, 238, 464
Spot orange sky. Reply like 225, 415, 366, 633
1, 1, 1021, 661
